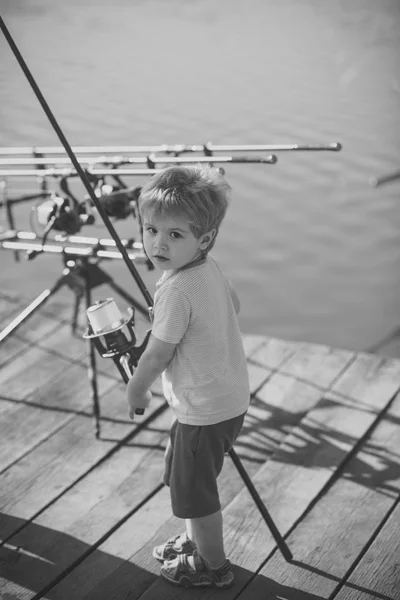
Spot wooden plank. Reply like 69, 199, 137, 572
244, 339, 354, 432
0, 334, 26, 368
331, 352, 400, 405
0, 342, 268, 597
241, 334, 268, 359
27, 417, 268, 600
334, 504, 400, 600
0, 345, 67, 398
225, 355, 400, 566
0, 290, 75, 322
246, 361, 272, 396
0, 363, 117, 473
0, 325, 90, 400
237, 370, 345, 464
0, 293, 26, 327
249, 336, 302, 370
38, 345, 359, 600
0, 321, 81, 370
132, 353, 400, 598
1, 339, 397, 599
236, 374, 323, 463
1, 306, 67, 344
238, 390, 400, 599
279, 342, 355, 389
0, 406, 171, 600
0, 292, 75, 336
0, 296, 74, 367
236, 342, 354, 463
0, 381, 165, 542
222, 354, 400, 562
35, 323, 89, 361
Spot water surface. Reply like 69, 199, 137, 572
1, 0, 399, 351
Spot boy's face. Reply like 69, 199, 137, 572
142, 212, 212, 272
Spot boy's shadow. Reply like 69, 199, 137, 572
0, 513, 158, 600
0, 514, 385, 600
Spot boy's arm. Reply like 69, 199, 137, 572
228, 280, 240, 314
126, 333, 176, 418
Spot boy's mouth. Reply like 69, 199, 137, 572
153, 255, 169, 262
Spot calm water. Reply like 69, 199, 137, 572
0, 0, 399, 351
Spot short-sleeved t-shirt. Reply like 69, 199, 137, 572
152, 255, 250, 425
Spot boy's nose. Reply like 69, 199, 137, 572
155, 235, 168, 251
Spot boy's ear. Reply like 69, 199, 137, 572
199, 229, 216, 249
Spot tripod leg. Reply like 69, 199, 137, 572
84, 275, 101, 438
71, 292, 82, 334
228, 447, 293, 562
0, 276, 67, 343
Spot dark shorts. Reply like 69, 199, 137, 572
163, 412, 246, 519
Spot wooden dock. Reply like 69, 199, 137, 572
0, 288, 399, 600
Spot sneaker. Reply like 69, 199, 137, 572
152, 532, 196, 563
160, 550, 234, 588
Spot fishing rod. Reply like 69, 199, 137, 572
370, 168, 400, 188
0, 15, 153, 309
0, 154, 278, 167
0, 15, 307, 560
0, 230, 147, 262
0, 168, 159, 178
0, 142, 342, 156
1, 229, 144, 249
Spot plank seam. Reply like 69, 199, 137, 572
327, 406, 400, 599
0, 343, 118, 406
232, 385, 400, 599
0, 319, 78, 369
0, 409, 78, 477
0, 289, 93, 323
329, 494, 400, 599
275, 385, 400, 546
0, 373, 119, 477
250, 370, 275, 398
279, 352, 358, 392
29, 483, 165, 600
0, 400, 169, 549
247, 346, 299, 372
250, 352, 357, 398
0, 381, 121, 477
245, 339, 268, 360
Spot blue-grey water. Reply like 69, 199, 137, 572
0, 0, 399, 352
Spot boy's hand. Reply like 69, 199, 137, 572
125, 334, 176, 420
128, 389, 152, 420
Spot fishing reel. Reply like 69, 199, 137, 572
30, 175, 141, 238
32, 192, 94, 236
83, 298, 151, 414
91, 179, 141, 220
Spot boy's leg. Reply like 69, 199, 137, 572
186, 509, 225, 568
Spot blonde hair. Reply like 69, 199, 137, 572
138, 165, 231, 253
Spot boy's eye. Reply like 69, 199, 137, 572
146, 226, 157, 234
170, 231, 182, 239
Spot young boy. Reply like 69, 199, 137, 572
126, 165, 250, 588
